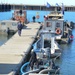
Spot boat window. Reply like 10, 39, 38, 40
46, 22, 52, 27
56, 22, 60, 27
12, 23, 17, 26
1, 22, 6, 25
44, 40, 51, 48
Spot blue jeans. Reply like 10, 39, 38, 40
18, 30, 21, 36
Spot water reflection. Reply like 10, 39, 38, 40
56, 29, 75, 75
0, 32, 13, 46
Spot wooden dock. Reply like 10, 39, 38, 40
0, 22, 41, 75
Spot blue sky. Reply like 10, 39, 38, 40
0, 0, 75, 6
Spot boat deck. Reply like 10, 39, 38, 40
0, 22, 41, 75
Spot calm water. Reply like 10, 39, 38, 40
56, 29, 75, 75
27, 10, 75, 23
0, 33, 13, 46
0, 10, 75, 75
0, 10, 75, 22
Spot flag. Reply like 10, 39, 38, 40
61, 3, 65, 14
36, 12, 40, 19
56, 3, 59, 6
46, 2, 50, 8
56, 3, 61, 11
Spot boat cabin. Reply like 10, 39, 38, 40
0, 20, 18, 33
43, 11, 64, 40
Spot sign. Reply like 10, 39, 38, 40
36, 12, 40, 19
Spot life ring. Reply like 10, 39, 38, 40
36, 15, 40, 19
56, 28, 61, 35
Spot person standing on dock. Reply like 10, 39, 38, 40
32, 16, 36, 22
17, 21, 23, 36
29, 50, 37, 70
7, 27, 10, 39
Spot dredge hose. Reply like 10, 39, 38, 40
20, 62, 30, 74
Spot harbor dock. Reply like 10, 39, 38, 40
0, 22, 41, 75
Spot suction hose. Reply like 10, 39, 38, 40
20, 62, 30, 74
39, 68, 52, 74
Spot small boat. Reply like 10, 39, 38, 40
20, 47, 60, 75
12, 10, 27, 24
0, 10, 27, 34
38, 30, 61, 58
20, 31, 60, 75
0, 20, 18, 34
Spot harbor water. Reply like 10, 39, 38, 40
0, 10, 75, 75
0, 33, 13, 46
56, 29, 75, 75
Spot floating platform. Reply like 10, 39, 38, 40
0, 22, 41, 75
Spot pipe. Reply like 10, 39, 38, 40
39, 68, 59, 74
23, 69, 39, 75
20, 62, 30, 74
39, 68, 52, 74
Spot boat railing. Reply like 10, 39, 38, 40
33, 37, 42, 50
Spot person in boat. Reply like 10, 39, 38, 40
70, 34, 74, 41
17, 21, 23, 36
29, 50, 37, 70
44, 15, 48, 20
7, 27, 10, 36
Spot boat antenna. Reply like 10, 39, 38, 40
55, 6, 58, 14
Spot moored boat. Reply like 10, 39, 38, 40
41, 10, 64, 41
20, 45, 60, 75
12, 10, 27, 24
20, 30, 60, 75
0, 20, 18, 34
